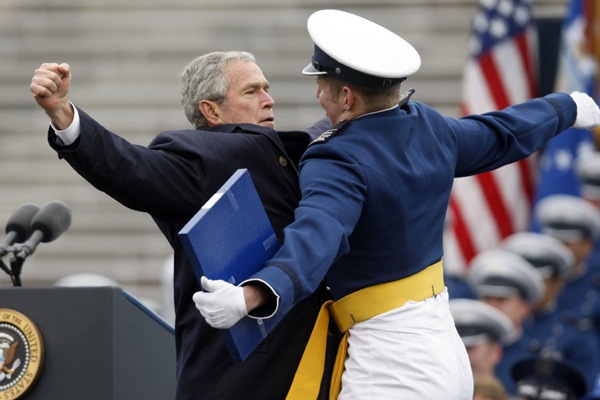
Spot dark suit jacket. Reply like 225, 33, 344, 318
48, 109, 334, 400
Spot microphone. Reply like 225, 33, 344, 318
0, 203, 40, 256
15, 201, 72, 259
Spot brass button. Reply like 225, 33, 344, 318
279, 156, 288, 167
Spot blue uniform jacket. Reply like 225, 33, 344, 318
495, 333, 534, 396
562, 245, 600, 350
250, 93, 578, 314
524, 306, 599, 393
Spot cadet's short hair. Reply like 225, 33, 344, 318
319, 74, 402, 112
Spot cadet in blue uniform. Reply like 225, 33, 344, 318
450, 298, 514, 383
499, 231, 600, 395
468, 249, 545, 396
534, 195, 600, 396
535, 195, 600, 342
576, 154, 600, 397
574, 157, 600, 342
193, 9, 600, 399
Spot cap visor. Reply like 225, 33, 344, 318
461, 333, 489, 348
476, 285, 519, 299
302, 63, 327, 75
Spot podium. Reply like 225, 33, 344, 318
0, 286, 176, 400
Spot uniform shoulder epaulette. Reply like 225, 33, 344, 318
309, 119, 350, 147
398, 88, 415, 108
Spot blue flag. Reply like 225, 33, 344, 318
530, 0, 596, 231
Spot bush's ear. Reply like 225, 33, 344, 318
199, 100, 221, 126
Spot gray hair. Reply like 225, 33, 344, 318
180, 51, 257, 129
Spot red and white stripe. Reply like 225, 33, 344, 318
443, 14, 538, 275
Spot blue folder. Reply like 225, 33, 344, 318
178, 169, 283, 362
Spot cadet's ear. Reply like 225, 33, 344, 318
199, 100, 221, 126
342, 86, 355, 109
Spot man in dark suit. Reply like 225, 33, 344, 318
30, 51, 333, 400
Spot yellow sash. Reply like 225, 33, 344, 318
285, 261, 444, 400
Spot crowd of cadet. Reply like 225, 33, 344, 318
447, 150, 600, 400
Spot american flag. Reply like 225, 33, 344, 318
443, 0, 538, 274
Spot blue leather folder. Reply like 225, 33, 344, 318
178, 169, 283, 361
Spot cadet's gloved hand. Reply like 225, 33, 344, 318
193, 276, 248, 329
571, 91, 600, 129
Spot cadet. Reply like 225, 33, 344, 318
500, 231, 574, 314
449, 298, 514, 380
574, 154, 600, 328
536, 195, 600, 355
193, 9, 600, 399
468, 249, 545, 396
576, 153, 600, 400
501, 229, 600, 394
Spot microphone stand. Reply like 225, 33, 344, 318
0, 257, 11, 278
9, 255, 24, 286
0, 246, 26, 286
0, 248, 25, 287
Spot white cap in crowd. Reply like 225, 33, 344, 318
449, 298, 515, 347
467, 249, 544, 305
535, 194, 600, 242
499, 232, 575, 279
576, 151, 600, 200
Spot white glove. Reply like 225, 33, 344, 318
193, 276, 248, 329
571, 91, 600, 129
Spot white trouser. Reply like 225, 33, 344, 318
339, 289, 473, 400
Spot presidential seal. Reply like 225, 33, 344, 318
0, 309, 44, 399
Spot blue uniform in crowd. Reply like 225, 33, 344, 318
250, 93, 577, 309
534, 193, 600, 398
495, 334, 534, 395
467, 247, 546, 397
524, 305, 599, 390
558, 264, 600, 346
445, 274, 477, 299
569, 152, 600, 356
